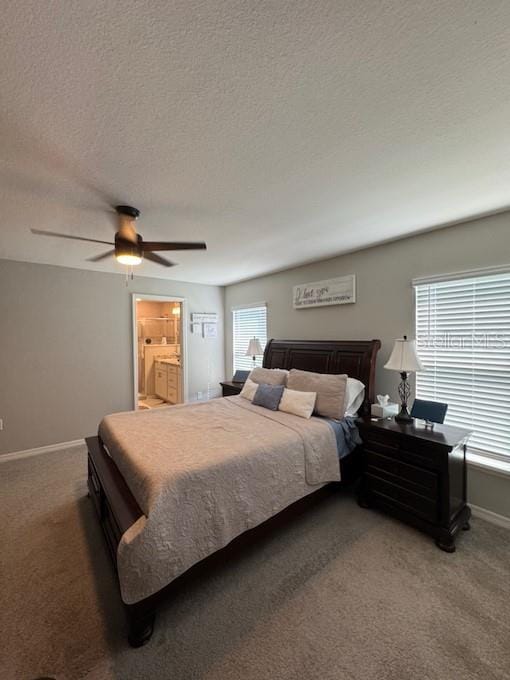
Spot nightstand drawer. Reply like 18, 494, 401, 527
362, 438, 399, 459
362, 428, 400, 449
365, 472, 438, 523
362, 433, 440, 472
399, 437, 443, 466
365, 448, 439, 498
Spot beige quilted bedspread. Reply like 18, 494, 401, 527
98, 396, 340, 604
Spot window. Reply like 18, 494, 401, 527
232, 304, 267, 371
414, 269, 510, 460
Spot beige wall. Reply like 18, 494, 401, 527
224, 211, 510, 518
0, 259, 224, 455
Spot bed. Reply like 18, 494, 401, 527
86, 338, 380, 646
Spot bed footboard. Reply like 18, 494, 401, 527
86, 436, 155, 645
86, 436, 143, 561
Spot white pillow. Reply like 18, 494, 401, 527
239, 378, 258, 401
345, 378, 365, 416
278, 388, 317, 419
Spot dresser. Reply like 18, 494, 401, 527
357, 417, 472, 552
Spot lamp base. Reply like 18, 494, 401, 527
395, 372, 413, 423
395, 411, 414, 423
395, 403, 413, 423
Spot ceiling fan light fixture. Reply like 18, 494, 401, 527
116, 253, 142, 266
115, 233, 143, 266
31, 204, 206, 278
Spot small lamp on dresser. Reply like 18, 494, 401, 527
245, 337, 264, 370
384, 335, 423, 422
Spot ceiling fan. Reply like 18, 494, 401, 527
31, 205, 207, 269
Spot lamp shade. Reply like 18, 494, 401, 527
245, 337, 263, 356
384, 336, 423, 373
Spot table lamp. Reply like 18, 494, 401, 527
245, 337, 264, 370
384, 335, 423, 423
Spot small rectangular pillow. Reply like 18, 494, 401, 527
252, 383, 285, 411
249, 367, 288, 386
287, 369, 347, 420
239, 378, 258, 401
278, 388, 316, 419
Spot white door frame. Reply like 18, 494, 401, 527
131, 293, 189, 409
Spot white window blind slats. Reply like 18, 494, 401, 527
232, 305, 268, 372
415, 271, 510, 459
418, 381, 510, 396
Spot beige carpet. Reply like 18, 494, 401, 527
1, 446, 509, 680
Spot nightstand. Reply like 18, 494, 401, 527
357, 417, 472, 552
220, 381, 243, 397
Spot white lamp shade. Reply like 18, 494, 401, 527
384, 337, 423, 372
245, 337, 264, 356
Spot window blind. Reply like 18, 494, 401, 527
415, 271, 510, 460
232, 304, 267, 371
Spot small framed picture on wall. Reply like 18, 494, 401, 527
203, 322, 217, 339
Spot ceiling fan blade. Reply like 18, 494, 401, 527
31, 229, 114, 246
141, 241, 207, 252
87, 250, 116, 262
144, 252, 176, 267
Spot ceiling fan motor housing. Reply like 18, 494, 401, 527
115, 205, 140, 218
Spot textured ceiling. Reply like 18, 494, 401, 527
1, 1, 510, 285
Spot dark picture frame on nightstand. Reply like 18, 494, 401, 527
232, 370, 250, 383
357, 417, 472, 552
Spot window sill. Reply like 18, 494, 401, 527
467, 451, 510, 479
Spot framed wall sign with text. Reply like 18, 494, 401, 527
293, 275, 356, 309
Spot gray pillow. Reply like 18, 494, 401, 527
252, 383, 284, 411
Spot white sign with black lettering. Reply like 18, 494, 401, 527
191, 312, 218, 324
293, 275, 356, 309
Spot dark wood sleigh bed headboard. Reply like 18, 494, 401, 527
263, 339, 381, 416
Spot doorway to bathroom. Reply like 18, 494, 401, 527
132, 294, 188, 410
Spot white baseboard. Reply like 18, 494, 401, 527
471, 504, 510, 529
0, 438, 85, 462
